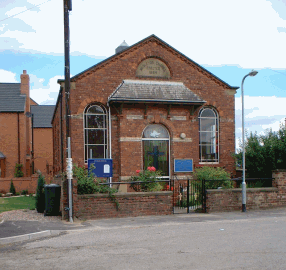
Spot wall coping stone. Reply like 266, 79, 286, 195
206, 187, 278, 193
273, 169, 286, 172
78, 191, 172, 199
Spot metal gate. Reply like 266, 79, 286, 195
171, 176, 206, 214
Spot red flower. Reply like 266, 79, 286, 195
136, 170, 141, 173
147, 166, 156, 172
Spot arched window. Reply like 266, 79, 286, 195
84, 104, 108, 163
199, 108, 219, 162
142, 124, 170, 177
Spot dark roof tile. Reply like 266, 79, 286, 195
30, 105, 55, 128
0, 83, 26, 112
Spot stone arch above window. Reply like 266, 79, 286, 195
143, 124, 169, 139
136, 58, 170, 79
84, 103, 108, 163
199, 107, 219, 163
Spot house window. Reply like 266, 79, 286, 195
199, 107, 219, 163
84, 104, 108, 163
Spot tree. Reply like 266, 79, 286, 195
9, 180, 16, 195
35, 174, 46, 213
236, 124, 286, 179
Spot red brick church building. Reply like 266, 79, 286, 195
52, 35, 238, 185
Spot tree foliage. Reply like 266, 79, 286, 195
236, 125, 286, 178
35, 174, 46, 213
9, 180, 16, 195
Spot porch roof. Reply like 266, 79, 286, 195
108, 80, 206, 105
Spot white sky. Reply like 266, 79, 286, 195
1, 0, 286, 152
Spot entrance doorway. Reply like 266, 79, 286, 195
142, 124, 169, 178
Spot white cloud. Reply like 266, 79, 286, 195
30, 75, 64, 105
1, 0, 285, 68
0, 69, 18, 82
5, 6, 27, 17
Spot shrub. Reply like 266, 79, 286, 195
35, 174, 46, 213
73, 165, 118, 195
9, 180, 16, 195
73, 165, 119, 209
129, 167, 163, 192
21, 189, 29, 195
14, 163, 24, 177
194, 167, 233, 189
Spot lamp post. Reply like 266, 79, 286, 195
241, 70, 258, 212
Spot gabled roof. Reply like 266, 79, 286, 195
0, 83, 26, 112
108, 80, 206, 105
31, 105, 55, 128
62, 34, 238, 90
0, 152, 6, 159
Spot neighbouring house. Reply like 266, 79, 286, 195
52, 35, 238, 188
0, 70, 54, 193
30, 105, 55, 178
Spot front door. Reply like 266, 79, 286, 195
142, 124, 169, 177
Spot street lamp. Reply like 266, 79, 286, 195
25, 112, 34, 175
241, 70, 258, 212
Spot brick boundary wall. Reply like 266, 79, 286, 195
206, 170, 286, 212
74, 191, 173, 220
59, 176, 173, 220
0, 174, 38, 194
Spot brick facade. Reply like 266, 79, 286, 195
52, 35, 237, 186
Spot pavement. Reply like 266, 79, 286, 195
0, 217, 90, 245
1, 207, 286, 245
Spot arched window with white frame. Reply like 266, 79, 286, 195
142, 124, 170, 178
84, 104, 108, 163
199, 107, 219, 163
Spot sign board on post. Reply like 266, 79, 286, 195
174, 159, 193, 173
88, 159, 113, 178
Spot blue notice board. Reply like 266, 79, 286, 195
174, 159, 193, 173
88, 159, 113, 178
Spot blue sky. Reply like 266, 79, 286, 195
0, 0, 286, 151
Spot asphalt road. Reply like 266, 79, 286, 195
1, 209, 286, 269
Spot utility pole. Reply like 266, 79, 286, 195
64, 0, 73, 223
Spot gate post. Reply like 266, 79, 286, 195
187, 179, 190, 213
202, 179, 206, 213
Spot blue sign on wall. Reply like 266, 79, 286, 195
88, 159, 113, 178
174, 159, 193, 173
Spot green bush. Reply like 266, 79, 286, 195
21, 190, 29, 195
194, 167, 233, 189
73, 165, 118, 195
35, 174, 46, 213
14, 163, 24, 177
73, 165, 119, 209
129, 167, 163, 192
9, 180, 16, 195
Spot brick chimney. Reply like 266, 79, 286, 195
20, 70, 30, 112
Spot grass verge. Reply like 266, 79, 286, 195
0, 196, 36, 214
